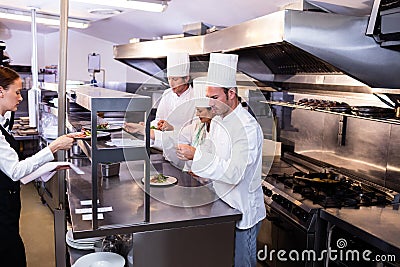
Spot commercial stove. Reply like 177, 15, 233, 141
258, 153, 399, 267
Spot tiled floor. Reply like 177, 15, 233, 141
20, 183, 55, 267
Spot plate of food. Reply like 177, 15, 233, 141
82, 122, 122, 132
141, 174, 177, 186
67, 130, 111, 140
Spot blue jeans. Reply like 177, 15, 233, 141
234, 221, 262, 267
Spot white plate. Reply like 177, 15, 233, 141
66, 237, 94, 250
66, 229, 103, 244
68, 131, 111, 140
106, 138, 145, 147
82, 124, 122, 132
73, 252, 125, 267
141, 175, 177, 186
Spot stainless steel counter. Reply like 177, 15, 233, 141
321, 207, 400, 258
67, 154, 242, 239
67, 154, 241, 267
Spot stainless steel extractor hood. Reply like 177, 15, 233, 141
114, 9, 400, 94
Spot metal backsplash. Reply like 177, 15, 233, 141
275, 100, 400, 191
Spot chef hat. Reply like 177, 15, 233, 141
193, 76, 209, 107
166, 52, 190, 77
206, 53, 238, 88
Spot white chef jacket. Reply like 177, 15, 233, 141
0, 115, 54, 181
152, 86, 196, 148
177, 118, 209, 171
152, 86, 195, 129
191, 105, 266, 229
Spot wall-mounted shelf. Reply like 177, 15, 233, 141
262, 100, 400, 125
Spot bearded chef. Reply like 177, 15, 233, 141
176, 53, 266, 267
124, 52, 195, 146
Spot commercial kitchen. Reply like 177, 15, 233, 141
0, 0, 399, 266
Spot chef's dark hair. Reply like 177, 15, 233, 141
0, 66, 19, 90
222, 86, 256, 118
223, 87, 238, 100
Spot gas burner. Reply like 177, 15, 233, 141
271, 174, 295, 187
343, 198, 359, 207
317, 196, 343, 208
265, 171, 392, 209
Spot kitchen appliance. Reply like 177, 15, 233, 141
258, 155, 322, 267
258, 152, 399, 267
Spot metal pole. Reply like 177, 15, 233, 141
30, 8, 39, 91
58, 0, 68, 206
28, 8, 41, 129
55, 0, 69, 266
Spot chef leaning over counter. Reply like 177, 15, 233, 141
177, 53, 266, 267
124, 52, 196, 144
177, 76, 215, 172
0, 66, 73, 267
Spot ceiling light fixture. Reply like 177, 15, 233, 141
70, 0, 169, 13
88, 9, 122, 16
0, 7, 90, 29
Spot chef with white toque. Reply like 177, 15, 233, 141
124, 52, 195, 147
176, 53, 266, 267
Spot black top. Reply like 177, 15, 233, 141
0, 125, 21, 191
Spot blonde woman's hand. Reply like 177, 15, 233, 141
49, 135, 74, 153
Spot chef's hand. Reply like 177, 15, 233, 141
188, 171, 210, 185
157, 120, 174, 131
176, 144, 196, 160
49, 135, 74, 153
124, 122, 145, 135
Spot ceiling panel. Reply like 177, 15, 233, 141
0, 0, 375, 44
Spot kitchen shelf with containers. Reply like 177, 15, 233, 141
262, 99, 400, 125
67, 85, 152, 238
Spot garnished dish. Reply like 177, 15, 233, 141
151, 174, 168, 183
82, 123, 122, 132
67, 129, 110, 139
67, 129, 91, 139
97, 122, 110, 130
141, 174, 177, 186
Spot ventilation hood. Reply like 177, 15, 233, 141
114, 9, 400, 94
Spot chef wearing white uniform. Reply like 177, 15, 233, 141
124, 52, 195, 146
153, 52, 195, 130
176, 53, 266, 267
175, 77, 214, 171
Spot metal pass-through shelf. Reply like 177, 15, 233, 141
71, 86, 152, 234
